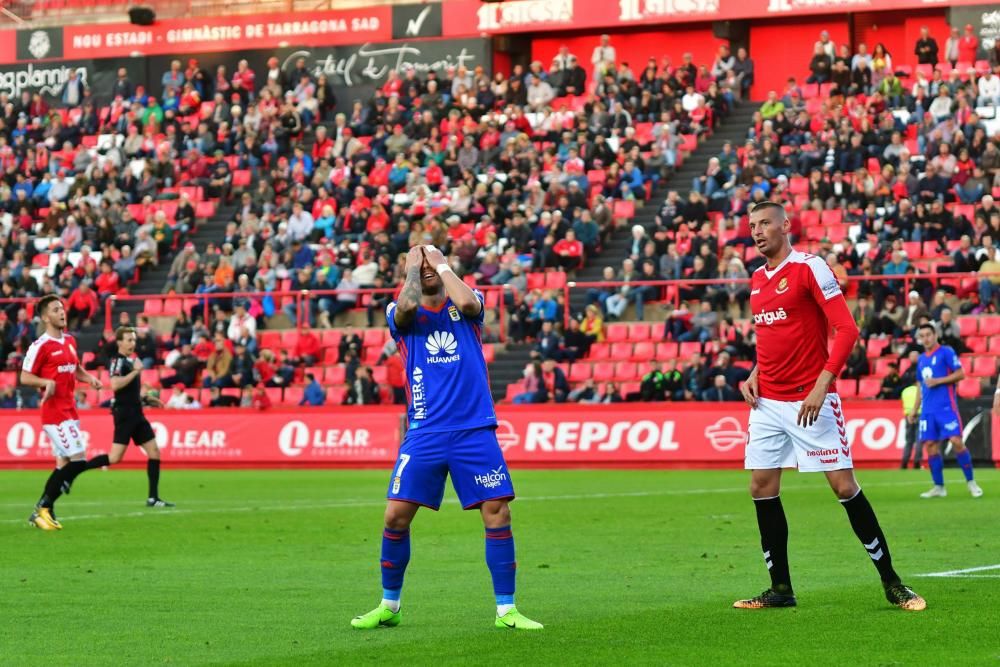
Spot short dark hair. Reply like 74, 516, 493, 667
750, 201, 786, 216
917, 323, 937, 335
36, 294, 61, 317
115, 326, 136, 341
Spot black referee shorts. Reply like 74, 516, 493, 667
112, 411, 156, 447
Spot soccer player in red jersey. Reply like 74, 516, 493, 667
21, 295, 103, 530
734, 202, 925, 611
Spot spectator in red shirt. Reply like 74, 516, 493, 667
385, 353, 406, 405
312, 125, 333, 162
231, 60, 255, 105
958, 24, 979, 64
94, 260, 121, 300
66, 281, 98, 330
293, 330, 320, 365
553, 229, 584, 271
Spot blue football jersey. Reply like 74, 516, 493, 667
386, 291, 497, 434
916, 345, 962, 413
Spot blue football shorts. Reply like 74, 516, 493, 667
918, 407, 962, 442
386, 426, 515, 510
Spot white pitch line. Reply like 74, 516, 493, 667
914, 564, 1000, 578
1, 480, 932, 526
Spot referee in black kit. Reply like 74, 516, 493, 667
79, 326, 174, 507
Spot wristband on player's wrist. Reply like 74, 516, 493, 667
435, 263, 453, 276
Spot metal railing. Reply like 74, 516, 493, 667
103, 284, 509, 341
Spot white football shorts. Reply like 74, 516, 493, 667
43, 420, 86, 459
745, 394, 853, 472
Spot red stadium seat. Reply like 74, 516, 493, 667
259, 331, 281, 350
630, 342, 655, 362
979, 317, 1000, 337
592, 363, 615, 382
678, 342, 701, 358
195, 201, 217, 218
650, 323, 665, 340
628, 323, 651, 341
970, 357, 997, 378
318, 330, 341, 349
866, 338, 889, 357
526, 272, 546, 291
857, 378, 881, 398
327, 365, 346, 385
957, 378, 982, 398
363, 328, 386, 349
371, 366, 388, 384
569, 363, 592, 382
957, 317, 978, 338
820, 209, 843, 225
482, 344, 495, 363
656, 342, 677, 359
966, 337, 987, 355
614, 362, 638, 381
231, 170, 251, 188
609, 343, 633, 361
605, 323, 629, 343
989, 336, 1000, 355
327, 386, 348, 405
837, 380, 858, 399
588, 343, 609, 360
799, 209, 819, 226
872, 358, 896, 377
544, 271, 567, 289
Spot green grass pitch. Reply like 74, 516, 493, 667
2, 467, 999, 665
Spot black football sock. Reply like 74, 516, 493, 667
841, 489, 900, 586
86, 454, 110, 470
753, 496, 792, 594
60, 460, 90, 488
147, 459, 161, 499
38, 468, 62, 508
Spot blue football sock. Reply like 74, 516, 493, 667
928, 454, 944, 486
955, 449, 974, 482
485, 525, 517, 604
381, 527, 410, 600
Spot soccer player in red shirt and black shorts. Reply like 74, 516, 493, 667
21, 295, 103, 530
734, 202, 925, 611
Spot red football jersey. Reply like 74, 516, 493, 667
750, 250, 858, 400
22, 333, 80, 425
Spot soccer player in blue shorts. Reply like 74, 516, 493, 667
908, 323, 983, 499
351, 245, 543, 631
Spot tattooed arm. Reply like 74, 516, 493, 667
392, 246, 425, 329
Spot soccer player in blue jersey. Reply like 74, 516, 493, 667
351, 245, 543, 631
908, 323, 983, 499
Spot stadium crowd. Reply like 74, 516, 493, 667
0, 26, 998, 406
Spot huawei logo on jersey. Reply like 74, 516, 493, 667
426, 331, 458, 355
753, 308, 788, 326
775, 277, 790, 295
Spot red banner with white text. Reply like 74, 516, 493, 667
442, 0, 997, 36
60, 9, 392, 60
1, 402, 992, 468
